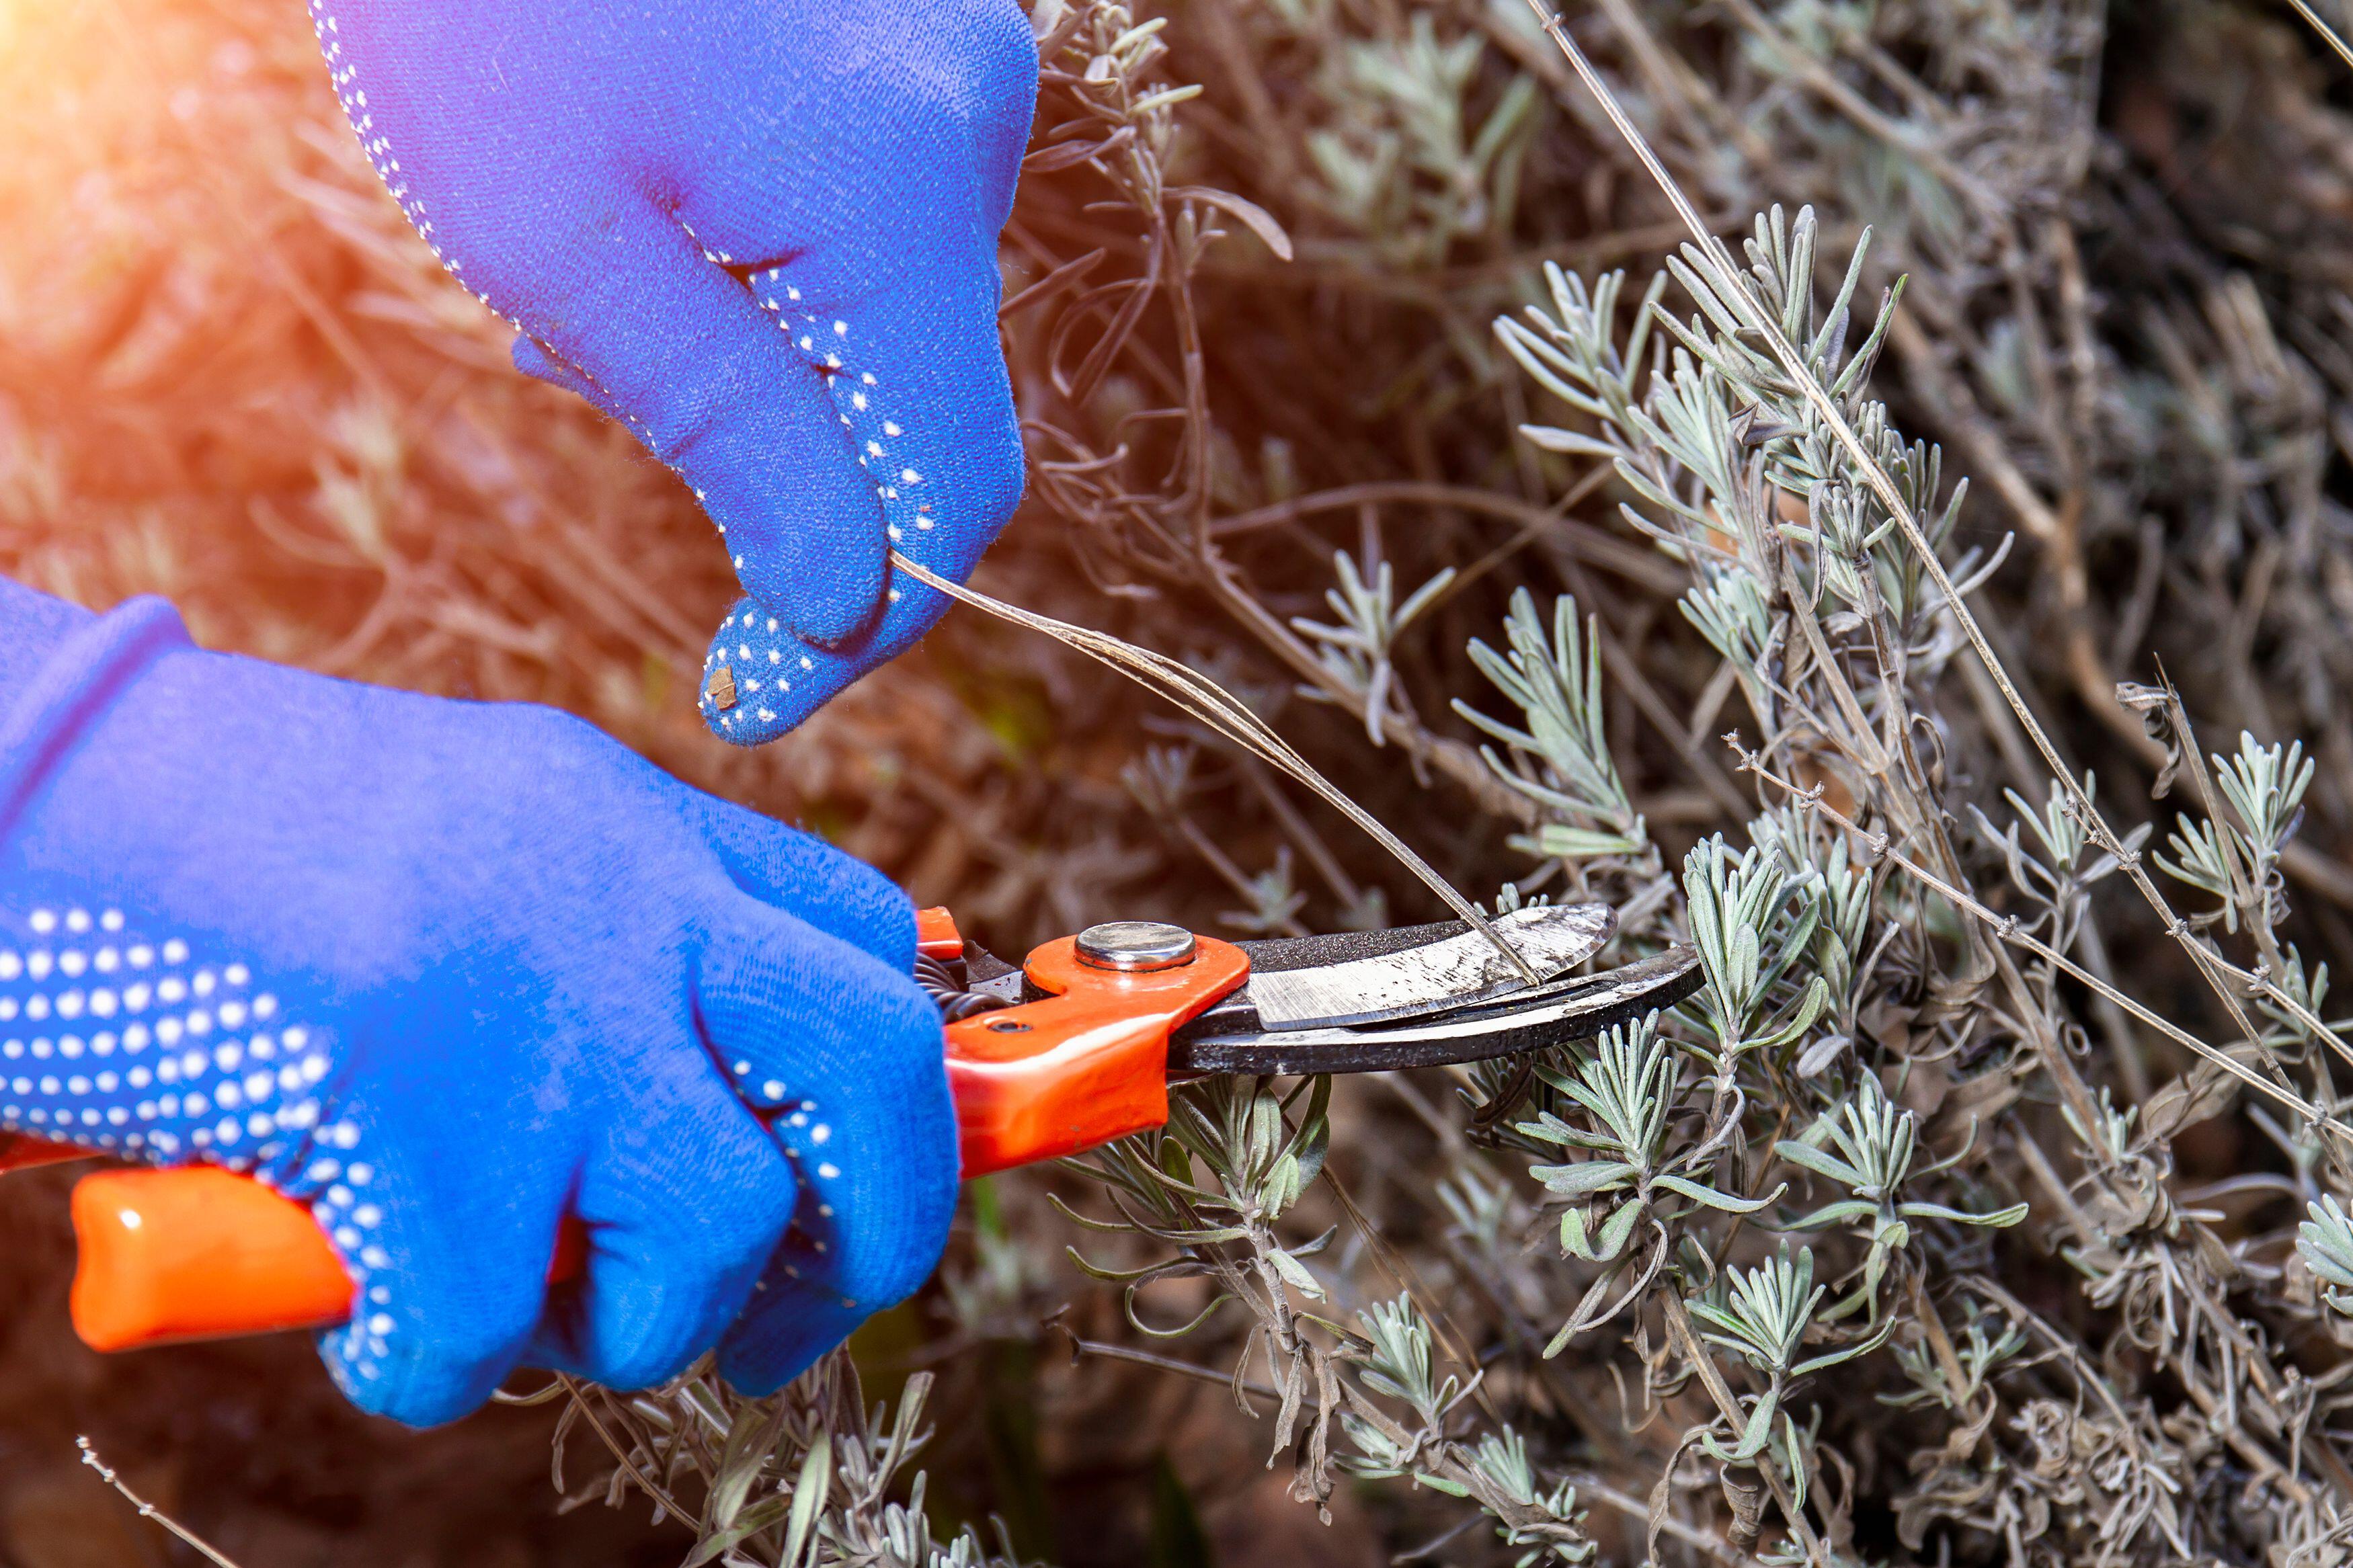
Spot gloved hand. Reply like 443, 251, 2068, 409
0, 579, 957, 1425
308, 0, 1036, 745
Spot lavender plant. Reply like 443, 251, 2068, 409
494, 2, 2353, 1563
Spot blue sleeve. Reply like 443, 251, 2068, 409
0, 576, 93, 700
0, 585, 192, 845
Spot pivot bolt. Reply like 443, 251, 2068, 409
1074, 921, 1197, 973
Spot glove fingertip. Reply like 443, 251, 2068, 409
316, 1323, 503, 1429
699, 602, 813, 744
715, 1276, 867, 1398
695, 564, 960, 748
309, 1221, 547, 1428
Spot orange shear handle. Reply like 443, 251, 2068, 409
947, 930, 1247, 1176
36, 911, 1246, 1352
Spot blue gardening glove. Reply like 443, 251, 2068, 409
0, 578, 957, 1425
309, 0, 1036, 745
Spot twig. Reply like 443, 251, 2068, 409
1211, 479, 1682, 595
1572, 1473, 1747, 1565
2287, 0, 2353, 73
891, 548, 1540, 979
558, 1374, 693, 1521
1047, 1319, 1283, 1401
78, 1438, 246, 1568
1659, 1294, 1829, 1566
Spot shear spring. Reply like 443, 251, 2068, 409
914, 952, 1012, 1022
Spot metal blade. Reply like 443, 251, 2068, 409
1240, 903, 1613, 1030
1170, 946, 1701, 1076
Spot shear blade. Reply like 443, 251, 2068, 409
1238, 902, 1614, 1030
1170, 945, 1702, 1076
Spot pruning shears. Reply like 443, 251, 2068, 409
0, 903, 1697, 1355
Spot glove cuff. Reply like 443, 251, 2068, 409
0, 593, 193, 843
